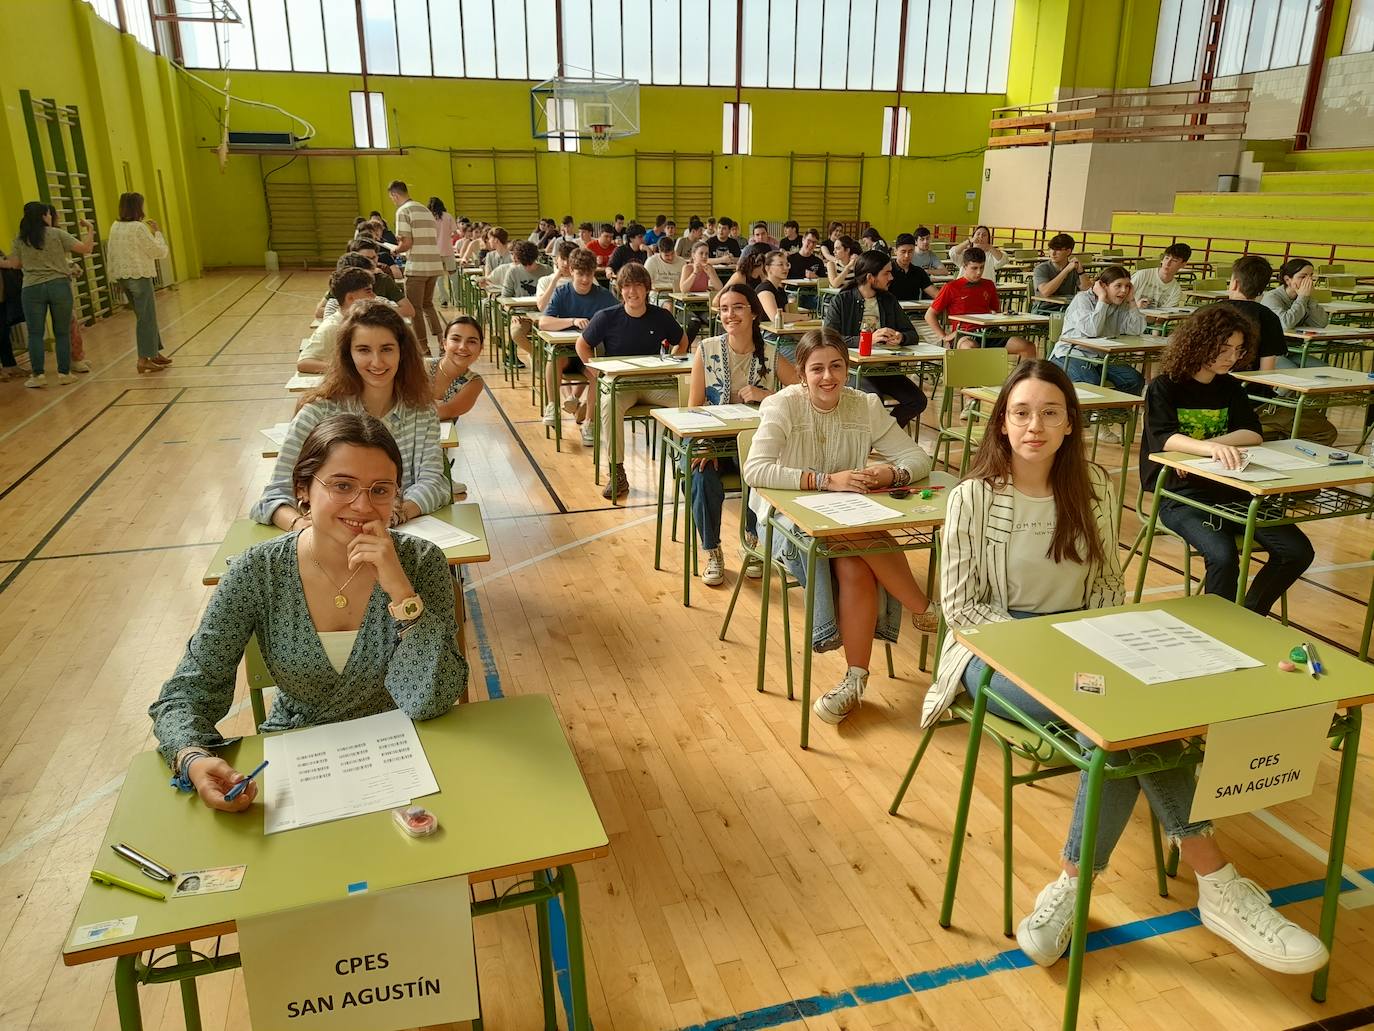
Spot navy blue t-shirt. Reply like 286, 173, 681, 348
545, 283, 617, 320
582, 304, 686, 358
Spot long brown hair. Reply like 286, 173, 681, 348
291, 413, 404, 508
118, 192, 146, 222
966, 359, 1106, 566
1159, 305, 1256, 383
303, 300, 431, 409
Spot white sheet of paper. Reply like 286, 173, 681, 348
1246, 447, 1320, 471
1255, 373, 1326, 388
440, 420, 456, 438
1053, 611, 1261, 685
286, 373, 323, 390
262, 710, 439, 835
670, 412, 728, 431
260, 422, 290, 447
396, 515, 479, 550
1074, 386, 1101, 398
709, 403, 761, 421
791, 493, 897, 526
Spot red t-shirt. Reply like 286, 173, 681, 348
929, 278, 1000, 327
586, 240, 616, 266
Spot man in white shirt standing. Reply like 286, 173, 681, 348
388, 179, 444, 354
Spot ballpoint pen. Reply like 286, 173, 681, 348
1294, 445, 1319, 457
111, 842, 174, 882
91, 870, 166, 901
225, 759, 268, 802
1305, 641, 1324, 677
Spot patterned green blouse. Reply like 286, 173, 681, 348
149, 531, 469, 765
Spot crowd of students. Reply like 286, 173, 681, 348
131, 202, 1350, 993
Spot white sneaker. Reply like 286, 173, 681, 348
813, 666, 868, 725
542, 402, 558, 427
702, 548, 725, 586
57, 372, 77, 385
1017, 871, 1079, 967
1196, 864, 1328, 974
70, 360, 91, 373
580, 423, 595, 447
24, 375, 44, 389
1097, 425, 1122, 444
743, 532, 762, 578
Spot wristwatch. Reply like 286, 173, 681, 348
388, 595, 424, 621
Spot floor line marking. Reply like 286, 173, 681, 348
1254, 808, 1374, 910
464, 512, 658, 592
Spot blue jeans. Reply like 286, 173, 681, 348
119, 277, 162, 359
1058, 353, 1144, 394
1160, 494, 1314, 614
22, 278, 73, 375
691, 456, 756, 550
961, 611, 1212, 874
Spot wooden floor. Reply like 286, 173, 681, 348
2, 271, 1374, 1031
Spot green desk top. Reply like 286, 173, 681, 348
585, 356, 693, 376
534, 328, 582, 345
202, 505, 490, 585
962, 383, 1143, 409
955, 312, 1052, 327
1149, 439, 1374, 496
1058, 334, 1169, 352
650, 406, 761, 438
757, 470, 958, 538
1284, 325, 1374, 341
63, 696, 608, 964
955, 594, 1374, 751
1232, 367, 1374, 395
848, 344, 946, 363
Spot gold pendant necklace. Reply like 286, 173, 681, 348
306, 530, 361, 609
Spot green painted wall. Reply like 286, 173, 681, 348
0, 1, 200, 279
1005, 0, 1161, 107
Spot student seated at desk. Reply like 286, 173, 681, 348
1142, 305, 1314, 614
540, 248, 619, 431
319, 245, 409, 315
259, 302, 449, 530
824, 235, 860, 291
778, 220, 802, 253
688, 284, 773, 587
675, 217, 706, 258
716, 250, 767, 303
707, 218, 742, 264
151, 413, 468, 812
587, 223, 617, 268
1216, 255, 1288, 373
1052, 264, 1147, 394
644, 236, 683, 293
824, 250, 929, 429
911, 226, 949, 273
756, 250, 810, 385
926, 248, 1036, 359
1131, 242, 1191, 308
577, 262, 689, 499
1263, 258, 1331, 339
922, 357, 1325, 975
888, 233, 941, 315
536, 240, 579, 312
949, 225, 1006, 281
609, 224, 650, 273
429, 316, 484, 420
744, 328, 938, 726
1031, 233, 1085, 313
503, 240, 551, 368
739, 221, 776, 264
299, 267, 381, 375
482, 226, 511, 275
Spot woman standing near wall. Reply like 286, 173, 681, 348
0, 201, 95, 388
428, 197, 457, 308
107, 193, 171, 374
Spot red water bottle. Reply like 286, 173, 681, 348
859, 314, 876, 357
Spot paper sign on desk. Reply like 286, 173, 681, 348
792, 493, 897, 526
396, 515, 479, 550
1190, 703, 1334, 822
1053, 610, 1261, 685
709, 403, 761, 420
262, 709, 438, 834
238, 878, 478, 1031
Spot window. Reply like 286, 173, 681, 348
880, 106, 910, 157
722, 102, 751, 156
1344, 0, 1374, 54
545, 99, 580, 153
1151, 0, 1322, 84
350, 91, 389, 148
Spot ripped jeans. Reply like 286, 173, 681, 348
961, 611, 1212, 874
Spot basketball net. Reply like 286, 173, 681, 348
591, 124, 610, 156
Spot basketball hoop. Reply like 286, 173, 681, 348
591, 124, 611, 155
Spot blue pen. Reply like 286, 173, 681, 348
1294, 445, 1318, 457
224, 760, 268, 802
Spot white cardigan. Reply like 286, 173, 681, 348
921, 464, 1123, 728
105, 220, 168, 281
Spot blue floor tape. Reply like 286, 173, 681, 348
466, 586, 578, 1030
467, 586, 1365, 1031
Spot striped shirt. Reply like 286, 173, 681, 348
395, 199, 444, 276
251, 397, 449, 523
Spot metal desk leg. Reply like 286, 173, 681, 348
557, 865, 592, 1030
454, 572, 467, 660
1234, 496, 1263, 606
608, 379, 621, 505
798, 542, 820, 750
175, 943, 203, 1031
1062, 747, 1109, 1031
940, 669, 991, 926
533, 871, 558, 1031
592, 376, 605, 484
1313, 706, 1362, 1002
1133, 488, 1164, 602
114, 954, 144, 1031
654, 437, 671, 571
682, 449, 694, 607
1117, 408, 1138, 538
756, 518, 774, 695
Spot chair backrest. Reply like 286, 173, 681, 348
1134, 258, 1160, 271
763, 342, 781, 391
1048, 313, 1065, 347
1211, 262, 1233, 281
1101, 247, 1123, 257
943, 347, 1012, 391
734, 427, 758, 543
677, 375, 691, 406
1193, 277, 1228, 291
1317, 263, 1345, 275
1013, 248, 1039, 260
1310, 287, 1333, 303
1326, 274, 1356, 289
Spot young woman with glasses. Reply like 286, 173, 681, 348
252, 301, 450, 530
151, 413, 468, 812
921, 357, 1324, 976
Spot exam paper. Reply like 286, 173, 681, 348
397, 515, 479, 550
1256, 373, 1326, 388
709, 403, 762, 421
260, 422, 290, 447
791, 493, 897, 526
440, 420, 456, 439
286, 373, 323, 391
1053, 610, 1261, 685
262, 710, 439, 834
669, 411, 728, 431
1246, 447, 1320, 471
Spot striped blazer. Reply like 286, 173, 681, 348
921, 464, 1123, 728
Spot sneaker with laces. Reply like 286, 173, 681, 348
70, 360, 92, 373
542, 402, 559, 427
1196, 863, 1328, 974
813, 666, 868, 725
601, 463, 629, 499
580, 423, 595, 447
702, 548, 725, 586
1097, 425, 1122, 445
1017, 871, 1079, 967
24, 375, 44, 389
57, 372, 77, 385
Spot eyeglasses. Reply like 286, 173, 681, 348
1007, 406, 1067, 427
313, 476, 400, 504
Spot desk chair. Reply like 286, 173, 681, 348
1211, 261, 1233, 283
1317, 264, 1346, 276
1134, 258, 1160, 272
934, 349, 1011, 474
1325, 274, 1357, 291
1191, 277, 1228, 292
